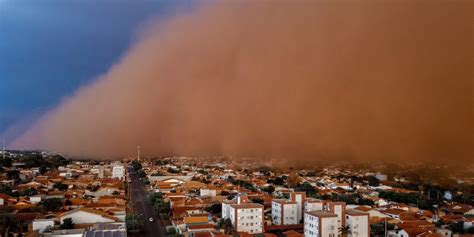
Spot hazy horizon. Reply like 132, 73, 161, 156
7, 0, 474, 165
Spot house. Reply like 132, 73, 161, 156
85, 222, 127, 237
200, 189, 217, 197
0, 193, 12, 205
29, 195, 42, 204
387, 229, 409, 237
58, 208, 120, 225
32, 219, 55, 233
43, 229, 85, 237
304, 211, 338, 237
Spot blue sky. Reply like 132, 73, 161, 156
0, 0, 187, 139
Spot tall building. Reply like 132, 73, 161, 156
229, 203, 264, 234
112, 165, 125, 180
304, 211, 338, 237
345, 210, 370, 237
291, 192, 306, 222
272, 199, 298, 225
305, 198, 324, 212
327, 202, 346, 230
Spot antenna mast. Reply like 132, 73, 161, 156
137, 145, 140, 161
2, 138, 5, 160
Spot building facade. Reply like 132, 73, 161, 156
229, 203, 264, 234
272, 199, 298, 225
346, 209, 370, 237
304, 211, 338, 237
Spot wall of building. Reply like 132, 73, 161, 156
60, 211, 115, 224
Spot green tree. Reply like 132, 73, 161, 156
222, 218, 233, 234
367, 176, 380, 186
53, 183, 68, 191
41, 198, 63, 212
7, 169, 20, 180
339, 225, 351, 237
273, 177, 285, 186
126, 214, 143, 234
154, 200, 170, 215
60, 218, 74, 229
19, 188, 37, 197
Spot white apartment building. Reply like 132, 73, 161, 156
304, 211, 338, 237
272, 199, 298, 225
222, 199, 236, 220
327, 201, 346, 230
229, 203, 264, 234
345, 209, 370, 237
305, 198, 324, 212
112, 165, 125, 180
291, 192, 306, 222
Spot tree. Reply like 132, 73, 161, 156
39, 165, 48, 175
60, 218, 74, 229
154, 200, 170, 215
126, 214, 143, 234
19, 188, 37, 197
367, 176, 380, 187
273, 177, 285, 186
1, 157, 12, 167
296, 182, 318, 196
41, 198, 63, 212
253, 198, 264, 205
130, 160, 142, 171
53, 183, 68, 191
262, 185, 275, 194
7, 170, 20, 180
206, 203, 222, 215
222, 218, 233, 234
339, 225, 351, 237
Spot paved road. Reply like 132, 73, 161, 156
128, 167, 167, 237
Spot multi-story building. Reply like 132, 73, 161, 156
222, 199, 236, 220
327, 201, 346, 230
112, 165, 125, 180
291, 192, 306, 222
229, 203, 264, 234
304, 211, 338, 237
222, 193, 250, 220
305, 198, 324, 212
272, 199, 298, 225
345, 209, 370, 237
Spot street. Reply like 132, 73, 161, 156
128, 167, 167, 237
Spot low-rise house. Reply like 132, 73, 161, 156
59, 208, 121, 225
43, 229, 85, 237
32, 219, 55, 233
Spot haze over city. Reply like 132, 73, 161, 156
2, 0, 473, 164
1, 1, 474, 237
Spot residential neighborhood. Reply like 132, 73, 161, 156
0, 151, 473, 237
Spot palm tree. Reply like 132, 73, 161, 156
339, 225, 352, 237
